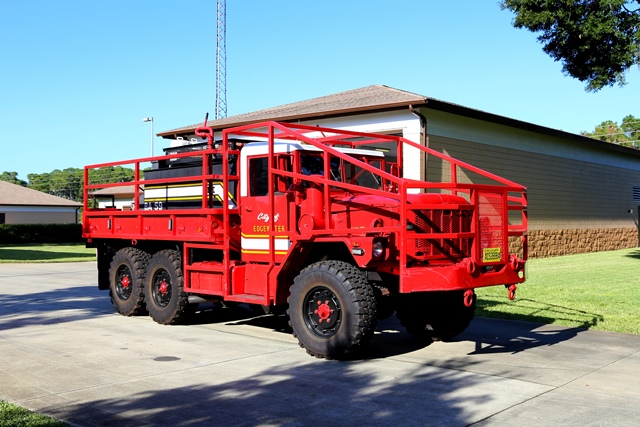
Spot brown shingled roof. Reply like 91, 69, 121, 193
159, 83, 640, 158
0, 181, 82, 207
90, 185, 138, 196
158, 84, 426, 137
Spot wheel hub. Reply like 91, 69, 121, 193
120, 275, 131, 289
304, 288, 341, 337
152, 270, 172, 307
115, 265, 133, 300
158, 280, 169, 294
315, 300, 334, 323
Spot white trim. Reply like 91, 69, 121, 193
241, 236, 291, 251
0, 205, 78, 213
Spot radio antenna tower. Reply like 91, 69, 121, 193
216, 0, 227, 119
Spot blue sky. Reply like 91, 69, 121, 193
1, 0, 638, 181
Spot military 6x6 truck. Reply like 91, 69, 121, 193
83, 118, 527, 359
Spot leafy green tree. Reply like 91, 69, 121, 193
500, 0, 640, 91
621, 114, 640, 143
49, 168, 84, 201
0, 171, 27, 186
581, 114, 640, 147
27, 172, 51, 194
27, 166, 135, 203
88, 166, 135, 186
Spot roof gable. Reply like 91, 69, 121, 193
0, 181, 82, 207
159, 84, 426, 136
91, 185, 137, 197
159, 83, 640, 158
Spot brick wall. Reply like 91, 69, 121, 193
426, 134, 640, 231
510, 228, 638, 258
423, 133, 640, 259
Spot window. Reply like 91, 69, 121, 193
249, 155, 293, 196
633, 186, 640, 203
249, 157, 269, 196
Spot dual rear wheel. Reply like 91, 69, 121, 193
108, 247, 149, 316
108, 248, 191, 324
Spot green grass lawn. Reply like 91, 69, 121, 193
0, 243, 95, 263
476, 247, 640, 334
0, 401, 69, 427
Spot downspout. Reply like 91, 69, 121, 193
409, 104, 428, 182
409, 104, 427, 148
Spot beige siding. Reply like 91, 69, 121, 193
2, 210, 78, 224
426, 135, 640, 231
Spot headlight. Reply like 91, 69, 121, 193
372, 240, 385, 258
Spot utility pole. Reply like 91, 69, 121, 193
216, 0, 227, 119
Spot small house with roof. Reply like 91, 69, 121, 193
0, 181, 81, 224
91, 185, 138, 210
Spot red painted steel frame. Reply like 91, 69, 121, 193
83, 120, 527, 302
219, 122, 528, 294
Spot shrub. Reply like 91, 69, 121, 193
0, 224, 83, 244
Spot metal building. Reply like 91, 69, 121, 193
159, 85, 640, 257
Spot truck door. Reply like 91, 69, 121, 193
241, 154, 293, 263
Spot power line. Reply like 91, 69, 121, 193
588, 130, 640, 137
587, 119, 640, 129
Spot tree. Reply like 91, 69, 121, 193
27, 166, 135, 203
27, 172, 51, 194
0, 171, 27, 187
500, 0, 640, 91
581, 114, 640, 147
621, 114, 640, 142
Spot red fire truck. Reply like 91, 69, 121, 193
83, 119, 527, 359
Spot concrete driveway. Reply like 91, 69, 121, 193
0, 262, 639, 426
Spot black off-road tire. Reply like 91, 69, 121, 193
144, 250, 191, 325
108, 247, 150, 316
288, 261, 377, 359
396, 290, 476, 342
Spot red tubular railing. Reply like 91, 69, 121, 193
220, 121, 528, 271
83, 121, 527, 287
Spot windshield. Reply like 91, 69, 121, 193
300, 153, 383, 190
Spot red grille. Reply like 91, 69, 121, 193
478, 193, 505, 262
411, 209, 471, 259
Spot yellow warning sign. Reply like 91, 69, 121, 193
483, 247, 502, 263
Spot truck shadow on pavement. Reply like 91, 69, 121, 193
477, 297, 604, 331
190, 303, 291, 330
360, 316, 585, 359
188, 304, 585, 360
191, 304, 431, 358
460, 317, 584, 355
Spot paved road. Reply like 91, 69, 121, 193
0, 262, 639, 426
